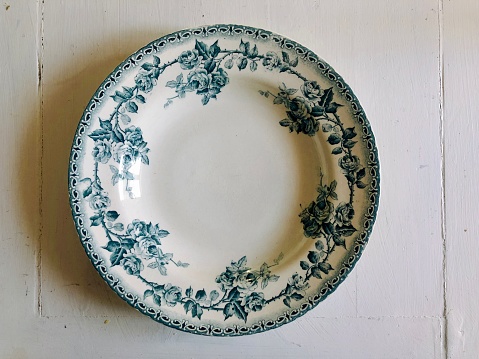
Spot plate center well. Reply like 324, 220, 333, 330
124, 77, 322, 276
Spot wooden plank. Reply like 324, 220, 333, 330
0, 0, 41, 354
443, 0, 479, 357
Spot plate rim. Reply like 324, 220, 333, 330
68, 23, 380, 336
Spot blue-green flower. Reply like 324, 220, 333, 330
127, 219, 148, 239
262, 51, 281, 70
92, 139, 112, 164
88, 191, 111, 210
178, 49, 200, 70
113, 142, 137, 167
210, 68, 229, 89
120, 254, 144, 276
297, 116, 319, 136
187, 69, 210, 93
124, 126, 145, 147
162, 283, 182, 307
134, 237, 160, 259
242, 292, 266, 312
215, 270, 235, 291
288, 273, 309, 292
288, 97, 311, 120
301, 80, 323, 101
335, 202, 355, 226
235, 271, 258, 293
135, 71, 157, 93
338, 155, 360, 174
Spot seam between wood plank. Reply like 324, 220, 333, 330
438, 0, 447, 357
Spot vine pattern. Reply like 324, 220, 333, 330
78, 38, 367, 323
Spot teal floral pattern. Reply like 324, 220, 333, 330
69, 25, 379, 336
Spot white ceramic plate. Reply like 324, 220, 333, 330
69, 25, 380, 336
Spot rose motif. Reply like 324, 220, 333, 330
120, 254, 144, 276
215, 270, 235, 292
92, 139, 112, 164
124, 126, 145, 147
242, 292, 266, 313
301, 80, 324, 101
88, 191, 111, 210
134, 71, 157, 93
113, 142, 137, 167
288, 273, 310, 292
178, 49, 200, 70
288, 97, 311, 120
209, 68, 229, 89
235, 271, 258, 293
127, 219, 148, 239
338, 155, 360, 174
162, 284, 182, 307
335, 202, 355, 227
301, 216, 321, 238
297, 116, 319, 136
187, 69, 210, 93
262, 51, 281, 71
134, 237, 160, 260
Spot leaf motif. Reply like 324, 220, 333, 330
82, 185, 92, 198
147, 262, 158, 269
105, 210, 119, 222
227, 287, 241, 301
291, 292, 304, 301
300, 260, 310, 270
210, 290, 219, 302
327, 133, 341, 145
204, 58, 216, 73
195, 40, 210, 59
249, 61, 258, 72
110, 248, 126, 267
279, 119, 292, 127
223, 302, 235, 320
250, 44, 258, 58
273, 97, 284, 105
224, 58, 234, 69
281, 51, 290, 63
158, 265, 167, 276
307, 251, 320, 264
315, 240, 325, 251
141, 63, 154, 71
165, 80, 177, 88
195, 289, 207, 302
343, 139, 357, 149
332, 147, 343, 155
232, 301, 248, 322
311, 266, 322, 279
320, 88, 334, 107
318, 262, 333, 274
88, 129, 110, 141
185, 287, 193, 297
152, 55, 160, 66
144, 289, 154, 299
125, 101, 138, 113
335, 224, 357, 237
237, 57, 248, 70
333, 234, 346, 247
184, 299, 195, 314
270, 274, 279, 282
289, 56, 299, 67
237, 256, 247, 267
140, 153, 149, 165
209, 40, 221, 58
153, 294, 162, 306
283, 297, 292, 308
102, 241, 120, 252
356, 181, 367, 189
113, 223, 124, 231
90, 214, 102, 227
261, 278, 269, 290
120, 114, 131, 125
135, 94, 146, 103
356, 168, 366, 180
239, 39, 250, 56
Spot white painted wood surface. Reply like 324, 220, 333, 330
0, 0, 475, 357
